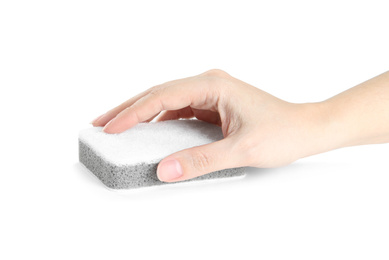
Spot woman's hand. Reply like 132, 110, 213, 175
91, 69, 329, 182
91, 69, 389, 182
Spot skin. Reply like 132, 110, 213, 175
91, 69, 389, 182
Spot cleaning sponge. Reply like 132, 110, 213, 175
79, 120, 245, 189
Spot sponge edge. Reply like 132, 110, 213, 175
79, 120, 245, 189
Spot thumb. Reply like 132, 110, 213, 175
156, 138, 240, 182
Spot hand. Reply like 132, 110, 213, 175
91, 69, 329, 182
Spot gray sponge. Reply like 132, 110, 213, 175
79, 120, 245, 189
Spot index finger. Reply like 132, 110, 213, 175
103, 78, 219, 133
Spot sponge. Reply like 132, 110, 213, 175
79, 120, 245, 189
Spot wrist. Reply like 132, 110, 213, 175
297, 101, 345, 159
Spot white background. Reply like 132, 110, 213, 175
1, 1, 388, 259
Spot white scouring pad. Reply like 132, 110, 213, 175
79, 120, 246, 189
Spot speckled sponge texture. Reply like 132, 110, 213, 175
79, 120, 245, 189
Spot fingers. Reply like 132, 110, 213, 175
103, 79, 218, 133
91, 74, 199, 127
91, 69, 233, 129
91, 90, 151, 127
156, 137, 242, 182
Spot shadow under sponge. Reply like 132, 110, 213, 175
79, 120, 245, 189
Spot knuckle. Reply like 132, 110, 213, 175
148, 87, 164, 98
202, 69, 229, 78
200, 69, 232, 94
148, 85, 160, 93
190, 150, 213, 172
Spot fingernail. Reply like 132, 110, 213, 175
90, 114, 105, 124
157, 159, 183, 182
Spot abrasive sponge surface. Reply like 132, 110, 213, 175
79, 120, 245, 189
